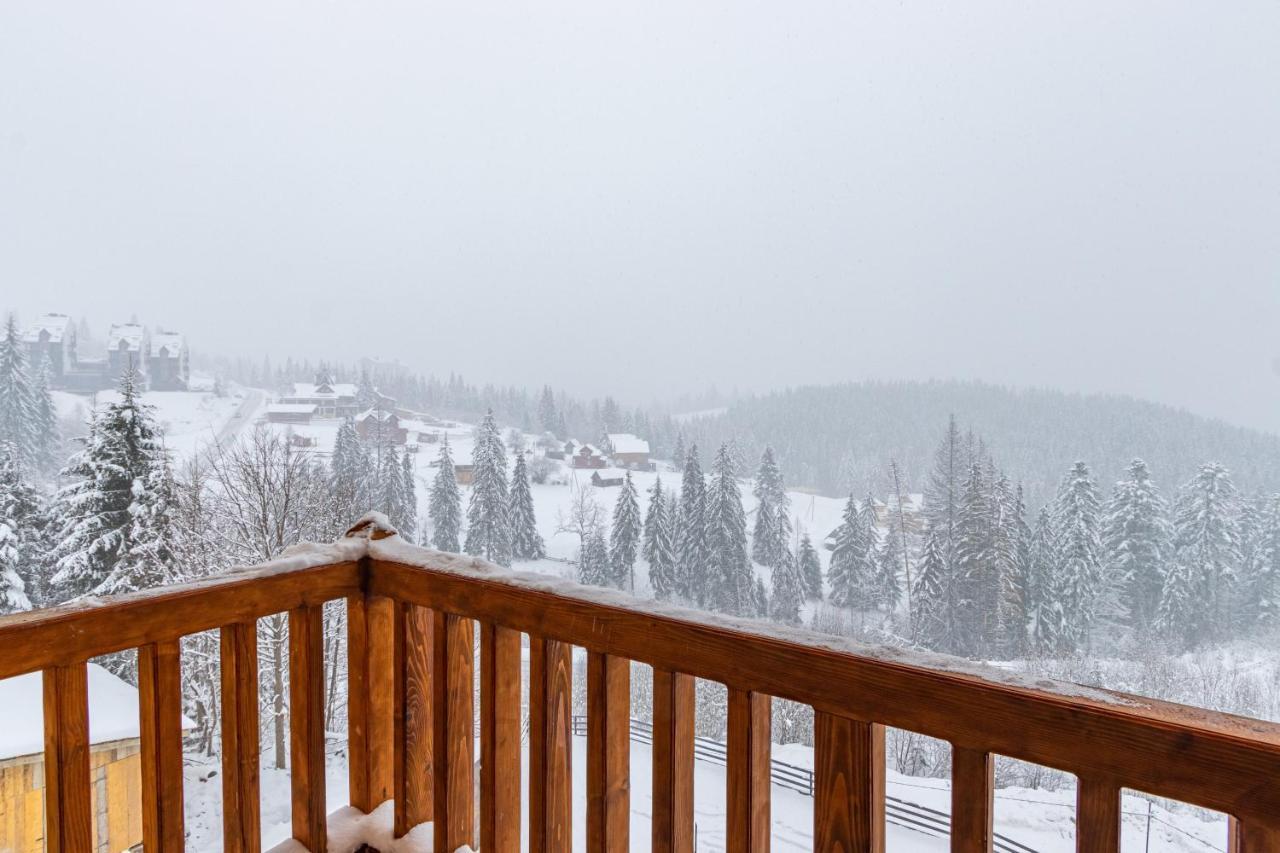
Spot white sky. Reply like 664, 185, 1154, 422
2, 1, 1277, 430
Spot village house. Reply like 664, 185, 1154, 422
570, 443, 607, 469
605, 433, 652, 470
590, 468, 626, 488
106, 323, 148, 381
279, 378, 360, 419
454, 463, 475, 485
355, 408, 408, 445
266, 403, 317, 425
148, 330, 189, 390
20, 313, 77, 380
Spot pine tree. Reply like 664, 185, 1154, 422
797, 530, 823, 600
770, 548, 804, 625
913, 529, 947, 648
429, 437, 462, 552
705, 444, 753, 614
828, 496, 873, 609
578, 524, 610, 586
1052, 461, 1103, 652
399, 452, 418, 543
538, 386, 558, 434
675, 445, 709, 603
1101, 459, 1171, 634
751, 447, 790, 567
29, 352, 60, 477
51, 366, 166, 599
330, 418, 370, 524
953, 463, 996, 656
648, 484, 678, 599
643, 476, 665, 565
378, 445, 409, 532
0, 316, 36, 470
873, 524, 903, 614
1247, 494, 1280, 628
509, 452, 546, 561
1028, 507, 1065, 654
609, 472, 642, 590
465, 412, 512, 565
98, 459, 181, 595
0, 442, 36, 612
996, 482, 1031, 657
1157, 462, 1241, 648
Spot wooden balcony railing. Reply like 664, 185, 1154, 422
6, 515, 1280, 853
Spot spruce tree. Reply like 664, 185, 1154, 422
429, 437, 463, 552
675, 445, 709, 603
912, 528, 947, 648
509, 452, 546, 561
578, 524, 610, 586
648, 485, 678, 599
0, 316, 36, 470
873, 525, 903, 614
609, 471, 642, 590
1101, 459, 1171, 634
643, 476, 666, 565
751, 447, 790, 567
378, 444, 408, 532
770, 548, 804, 626
796, 530, 823, 600
828, 496, 873, 609
99, 459, 181, 595
953, 463, 996, 656
1052, 461, 1102, 652
705, 444, 752, 614
465, 412, 512, 565
538, 386, 558, 434
29, 352, 60, 477
1248, 494, 1280, 628
0, 442, 36, 612
399, 452, 418, 543
1028, 507, 1066, 654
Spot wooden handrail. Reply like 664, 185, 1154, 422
5, 524, 1280, 853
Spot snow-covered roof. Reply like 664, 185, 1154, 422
107, 323, 146, 352
357, 408, 397, 423
579, 444, 605, 456
591, 467, 628, 480
607, 433, 650, 455
290, 382, 358, 400
21, 313, 73, 344
152, 330, 185, 357
268, 404, 318, 414
0, 663, 192, 760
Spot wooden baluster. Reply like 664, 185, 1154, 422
651, 669, 695, 853
289, 605, 327, 853
1229, 816, 1280, 851
432, 612, 475, 853
480, 623, 522, 853
44, 662, 92, 853
1075, 778, 1120, 852
727, 689, 771, 853
587, 652, 630, 853
395, 602, 434, 836
139, 640, 185, 853
814, 711, 884, 853
950, 747, 994, 853
221, 622, 261, 853
530, 636, 573, 853
347, 594, 373, 813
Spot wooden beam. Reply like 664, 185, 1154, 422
221, 622, 260, 853
289, 605, 327, 853
587, 652, 630, 853
395, 602, 434, 836
813, 712, 883, 853
530, 636, 573, 853
139, 640, 185, 853
1075, 778, 1120, 853
43, 662, 92, 853
727, 689, 770, 853
432, 612, 474, 853
480, 623, 522, 853
950, 747, 993, 853
1228, 816, 1280, 851
651, 668, 695, 853
368, 557, 1280, 823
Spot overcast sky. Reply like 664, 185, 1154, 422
2, 1, 1277, 430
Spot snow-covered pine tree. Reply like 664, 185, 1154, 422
330, 418, 370, 523
378, 444, 408, 532
770, 547, 804, 626
873, 522, 903, 615
912, 528, 947, 648
797, 529, 823, 600
29, 352, 60, 477
923, 415, 963, 575
1101, 459, 1171, 635
675, 445, 709, 604
538, 386, 558, 434
995, 481, 1031, 657
1248, 494, 1280, 628
753, 576, 769, 618
509, 451, 546, 561
643, 476, 665, 565
429, 436, 462, 552
609, 471, 642, 590
672, 432, 686, 471
1157, 462, 1241, 648
0, 316, 36, 470
952, 463, 996, 656
1027, 506, 1065, 654
465, 411, 512, 566
648, 485, 678, 599
399, 451, 418, 543
578, 524, 610, 586
827, 495, 873, 610
704, 443, 753, 615
0, 442, 36, 612
98, 458, 181, 595
1052, 461, 1103, 652
51, 366, 167, 599
751, 446, 790, 567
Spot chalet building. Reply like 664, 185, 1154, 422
571, 444, 607, 469
590, 468, 626, 488
454, 463, 475, 485
148, 331, 189, 390
356, 408, 408, 445
266, 404, 317, 425
20, 313, 77, 380
605, 433, 652, 470
106, 323, 148, 380
280, 379, 359, 419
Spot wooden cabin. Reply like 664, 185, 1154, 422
266, 404, 317, 425
454, 463, 475, 485
3, 516, 1278, 853
605, 433, 651, 469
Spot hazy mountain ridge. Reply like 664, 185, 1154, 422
676, 380, 1280, 507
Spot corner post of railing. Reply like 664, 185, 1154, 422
1229, 815, 1280, 852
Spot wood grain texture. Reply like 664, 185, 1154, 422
1228, 816, 1280, 852
1075, 778, 1120, 853
289, 605, 327, 853
395, 602, 434, 836
651, 669, 695, 853
727, 689, 771, 853
480, 623, 522, 853
221, 622, 261, 853
587, 652, 630, 853
530, 637, 573, 853
0, 561, 359, 679
369, 557, 1280, 823
347, 594, 373, 813
44, 663, 92, 853
432, 612, 474, 853
950, 747, 993, 853
813, 712, 883, 853
138, 640, 185, 853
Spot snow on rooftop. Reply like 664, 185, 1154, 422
268, 404, 318, 414
107, 323, 146, 351
22, 313, 74, 343
607, 433, 650, 455
152, 330, 185, 355
0, 663, 192, 760
289, 382, 357, 399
